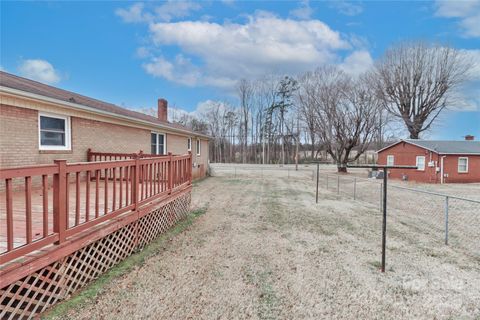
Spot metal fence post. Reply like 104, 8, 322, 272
337, 175, 340, 195
316, 163, 319, 204
234, 167, 237, 178
379, 183, 383, 212
445, 196, 449, 245
353, 177, 357, 200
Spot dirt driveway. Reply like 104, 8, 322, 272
56, 176, 480, 319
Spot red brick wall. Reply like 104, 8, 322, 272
442, 154, 480, 183
0, 104, 151, 168
377, 141, 480, 183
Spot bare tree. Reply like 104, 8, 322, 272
271, 76, 298, 166
309, 66, 381, 172
374, 42, 471, 139
297, 71, 320, 160
237, 79, 254, 163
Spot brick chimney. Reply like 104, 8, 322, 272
157, 98, 168, 122
465, 135, 475, 141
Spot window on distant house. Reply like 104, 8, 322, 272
151, 132, 166, 155
458, 157, 468, 173
39, 112, 71, 151
196, 139, 201, 156
416, 156, 425, 171
187, 137, 192, 151
387, 155, 394, 166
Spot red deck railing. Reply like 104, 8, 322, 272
87, 148, 164, 162
0, 152, 192, 263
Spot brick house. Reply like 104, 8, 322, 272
0, 71, 209, 178
377, 138, 480, 183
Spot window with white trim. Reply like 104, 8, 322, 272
187, 137, 192, 151
416, 156, 425, 171
151, 132, 166, 155
39, 112, 71, 150
196, 139, 201, 156
458, 157, 468, 173
387, 155, 394, 166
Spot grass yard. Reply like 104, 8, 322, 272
47, 175, 480, 319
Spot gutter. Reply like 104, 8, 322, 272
0, 86, 211, 140
440, 155, 447, 184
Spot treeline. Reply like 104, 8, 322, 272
165, 41, 473, 171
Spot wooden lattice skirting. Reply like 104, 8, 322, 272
0, 190, 191, 320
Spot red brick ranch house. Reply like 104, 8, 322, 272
0, 71, 209, 178
377, 138, 480, 183
0, 71, 211, 318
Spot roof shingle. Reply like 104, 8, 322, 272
0, 71, 207, 137
404, 139, 480, 154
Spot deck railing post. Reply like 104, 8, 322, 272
87, 148, 92, 162
53, 159, 67, 244
188, 151, 192, 185
168, 152, 173, 194
133, 156, 140, 211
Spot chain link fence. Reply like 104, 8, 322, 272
209, 164, 479, 258
319, 173, 480, 257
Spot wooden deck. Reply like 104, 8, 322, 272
0, 179, 136, 253
0, 152, 193, 319
0, 153, 192, 263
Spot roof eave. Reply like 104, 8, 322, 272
376, 139, 480, 155
0, 85, 210, 139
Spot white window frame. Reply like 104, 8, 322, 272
458, 157, 468, 173
38, 112, 71, 151
387, 155, 394, 166
187, 137, 192, 151
416, 156, 425, 171
151, 132, 166, 155
196, 139, 201, 156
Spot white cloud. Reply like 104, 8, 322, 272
339, 50, 374, 76
143, 54, 207, 87
331, 1, 363, 16
145, 13, 351, 87
460, 49, 480, 80
154, 1, 201, 22
290, 0, 314, 20
445, 49, 480, 111
136, 46, 152, 58
115, 3, 152, 23
435, 0, 480, 37
18, 59, 61, 84
116, 1, 201, 23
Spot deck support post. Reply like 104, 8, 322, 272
53, 160, 67, 244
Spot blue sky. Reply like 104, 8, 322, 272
1, 0, 479, 139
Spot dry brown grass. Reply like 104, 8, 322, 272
51, 175, 480, 319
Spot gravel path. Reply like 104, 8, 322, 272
57, 176, 480, 319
